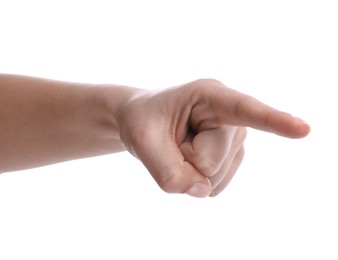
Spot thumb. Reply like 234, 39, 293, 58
132, 128, 211, 198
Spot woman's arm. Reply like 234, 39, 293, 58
0, 74, 310, 197
0, 74, 139, 172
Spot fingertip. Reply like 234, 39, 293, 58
293, 117, 311, 138
271, 113, 311, 139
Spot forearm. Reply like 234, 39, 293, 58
0, 74, 138, 172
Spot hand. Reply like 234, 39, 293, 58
118, 79, 310, 198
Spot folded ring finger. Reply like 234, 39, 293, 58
210, 146, 245, 197
208, 127, 246, 189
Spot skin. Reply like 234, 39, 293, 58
0, 74, 310, 198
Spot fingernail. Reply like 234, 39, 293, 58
186, 183, 211, 198
296, 117, 310, 127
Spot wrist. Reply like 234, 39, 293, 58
95, 84, 146, 152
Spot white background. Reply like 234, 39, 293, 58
0, 0, 337, 259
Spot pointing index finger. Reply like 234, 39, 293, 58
209, 85, 310, 138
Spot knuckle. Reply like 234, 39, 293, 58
156, 163, 186, 194
197, 157, 220, 177
160, 171, 184, 194
193, 78, 225, 89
